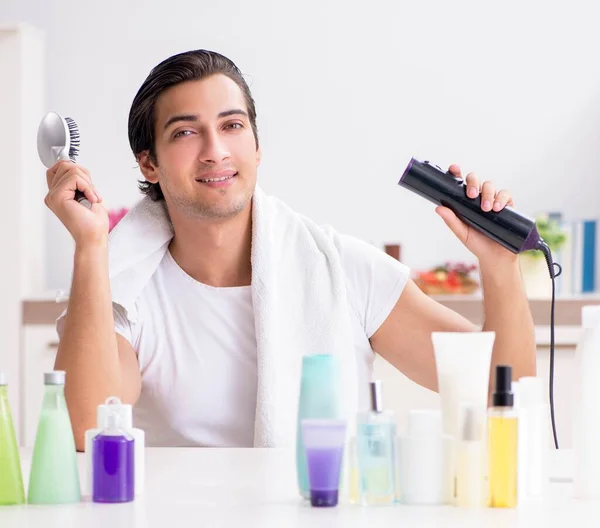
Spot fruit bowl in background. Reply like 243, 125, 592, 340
414, 262, 480, 295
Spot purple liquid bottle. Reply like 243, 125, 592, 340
92, 409, 135, 503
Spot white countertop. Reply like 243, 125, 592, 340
1, 448, 599, 527
535, 325, 581, 346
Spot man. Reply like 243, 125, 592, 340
46, 50, 535, 450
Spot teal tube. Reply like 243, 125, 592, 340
296, 355, 342, 499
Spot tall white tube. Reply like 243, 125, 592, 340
432, 332, 495, 502
573, 306, 600, 499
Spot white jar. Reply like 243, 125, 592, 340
397, 410, 452, 505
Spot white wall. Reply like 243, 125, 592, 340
1, 0, 600, 291
0, 24, 46, 443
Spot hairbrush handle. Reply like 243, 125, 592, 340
74, 190, 92, 209
57, 153, 92, 209
398, 158, 541, 253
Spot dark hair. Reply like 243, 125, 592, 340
128, 49, 259, 201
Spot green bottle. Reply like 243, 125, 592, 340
0, 373, 25, 505
27, 371, 81, 504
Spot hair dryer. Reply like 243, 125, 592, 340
399, 159, 554, 256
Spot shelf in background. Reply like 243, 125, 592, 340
21, 294, 600, 327
22, 299, 66, 326
429, 294, 600, 326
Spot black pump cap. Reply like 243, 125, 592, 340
492, 365, 514, 407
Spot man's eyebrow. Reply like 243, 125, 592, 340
218, 109, 248, 119
163, 114, 198, 131
163, 109, 248, 131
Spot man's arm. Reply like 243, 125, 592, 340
45, 160, 141, 450
55, 244, 141, 450
480, 258, 536, 380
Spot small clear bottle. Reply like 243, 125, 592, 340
356, 380, 396, 506
488, 365, 518, 508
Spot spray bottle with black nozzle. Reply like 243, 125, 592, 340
398, 158, 562, 449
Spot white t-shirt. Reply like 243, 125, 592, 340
104, 235, 408, 447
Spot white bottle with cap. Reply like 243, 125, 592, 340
573, 305, 600, 499
84, 397, 145, 496
455, 403, 486, 507
517, 376, 549, 500
397, 410, 452, 505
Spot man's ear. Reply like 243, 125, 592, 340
138, 151, 159, 184
256, 147, 262, 167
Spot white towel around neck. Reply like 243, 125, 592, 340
94, 186, 359, 447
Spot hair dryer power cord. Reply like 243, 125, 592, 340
536, 240, 562, 449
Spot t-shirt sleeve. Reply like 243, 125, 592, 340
56, 302, 134, 346
336, 234, 410, 338
112, 303, 134, 345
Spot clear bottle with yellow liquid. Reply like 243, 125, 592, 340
488, 365, 518, 508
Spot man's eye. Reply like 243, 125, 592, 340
225, 123, 243, 130
174, 130, 194, 138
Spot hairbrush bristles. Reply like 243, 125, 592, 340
65, 117, 80, 162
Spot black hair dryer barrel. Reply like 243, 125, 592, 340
398, 158, 542, 254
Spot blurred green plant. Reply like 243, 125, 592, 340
523, 214, 567, 259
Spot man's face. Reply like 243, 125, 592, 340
143, 74, 261, 220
